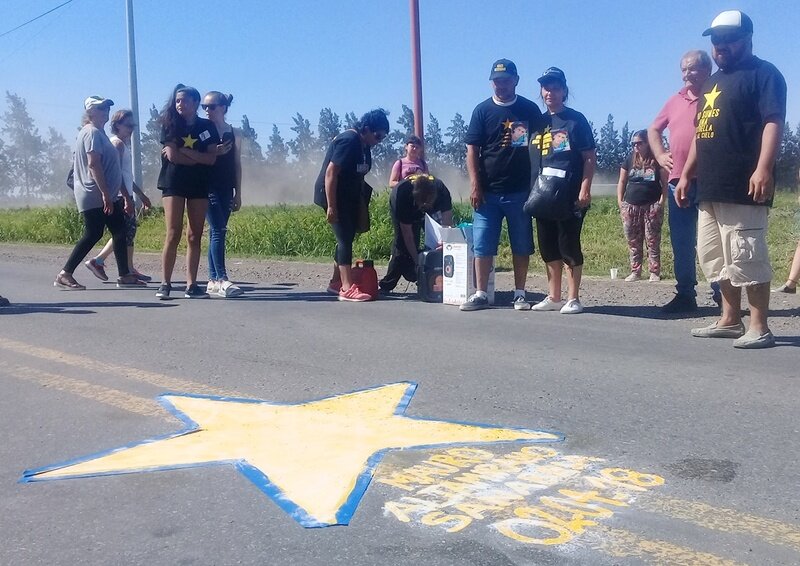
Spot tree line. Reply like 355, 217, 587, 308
2, 91, 799, 205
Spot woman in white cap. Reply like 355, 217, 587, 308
54, 96, 143, 290
84, 109, 152, 283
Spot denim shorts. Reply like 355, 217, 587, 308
472, 190, 534, 257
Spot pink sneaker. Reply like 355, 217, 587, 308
338, 284, 371, 302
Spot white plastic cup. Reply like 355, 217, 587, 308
610, 268, 619, 280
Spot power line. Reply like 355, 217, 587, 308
0, 0, 74, 39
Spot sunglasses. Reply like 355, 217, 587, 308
121, 122, 137, 128
201, 103, 224, 110
631, 141, 645, 147
710, 33, 746, 46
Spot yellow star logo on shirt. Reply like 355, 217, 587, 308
181, 134, 198, 149
502, 119, 514, 130
22, 383, 562, 527
702, 84, 722, 111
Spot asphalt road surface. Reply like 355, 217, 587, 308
2, 251, 799, 566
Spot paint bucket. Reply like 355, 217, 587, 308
352, 259, 379, 300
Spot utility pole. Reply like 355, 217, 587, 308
409, 0, 423, 138
125, 0, 143, 189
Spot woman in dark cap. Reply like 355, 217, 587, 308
529, 68, 596, 314
314, 109, 390, 302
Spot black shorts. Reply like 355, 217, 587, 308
160, 185, 209, 200
536, 213, 585, 267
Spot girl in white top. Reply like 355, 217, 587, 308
86, 109, 152, 282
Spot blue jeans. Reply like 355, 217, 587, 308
472, 190, 534, 257
207, 188, 234, 280
668, 182, 699, 297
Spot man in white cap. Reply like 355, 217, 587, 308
676, 10, 787, 348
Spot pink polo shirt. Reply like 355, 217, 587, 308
650, 86, 700, 181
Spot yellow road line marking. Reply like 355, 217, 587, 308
642, 496, 800, 554
0, 337, 241, 398
597, 526, 746, 566
1, 362, 171, 420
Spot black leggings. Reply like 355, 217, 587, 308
331, 196, 360, 265
63, 200, 130, 276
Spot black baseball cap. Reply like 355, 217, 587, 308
537, 67, 567, 85
702, 10, 753, 36
489, 59, 518, 80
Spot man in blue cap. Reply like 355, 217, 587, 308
461, 59, 546, 311
676, 10, 787, 348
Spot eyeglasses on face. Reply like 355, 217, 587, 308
202, 103, 223, 110
631, 141, 645, 147
121, 122, 137, 128
710, 33, 745, 46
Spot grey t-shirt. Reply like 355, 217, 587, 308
73, 124, 123, 213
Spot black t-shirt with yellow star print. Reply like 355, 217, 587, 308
695, 56, 786, 206
157, 117, 219, 194
464, 96, 545, 194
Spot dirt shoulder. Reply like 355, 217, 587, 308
2, 243, 798, 333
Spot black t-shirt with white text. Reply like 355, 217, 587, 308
157, 117, 218, 192
314, 129, 371, 208
464, 96, 546, 194
531, 107, 595, 200
695, 56, 787, 206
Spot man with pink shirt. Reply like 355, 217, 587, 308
648, 50, 718, 313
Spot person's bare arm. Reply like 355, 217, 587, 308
324, 161, 340, 223
648, 125, 673, 173
616, 168, 629, 208
233, 133, 242, 211
674, 137, 697, 208
578, 149, 596, 208
466, 145, 482, 210
87, 150, 113, 214
749, 119, 783, 203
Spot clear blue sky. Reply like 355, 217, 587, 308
1, 0, 797, 144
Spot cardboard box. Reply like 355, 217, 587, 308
441, 225, 495, 306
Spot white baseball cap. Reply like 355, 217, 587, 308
84, 96, 114, 110
702, 10, 754, 36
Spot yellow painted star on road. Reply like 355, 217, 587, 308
22, 383, 562, 527
181, 134, 197, 149
702, 84, 722, 111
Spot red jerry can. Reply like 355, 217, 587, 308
351, 259, 379, 300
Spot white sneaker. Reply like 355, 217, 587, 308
512, 295, 531, 311
649, 273, 661, 282
560, 299, 584, 314
624, 272, 641, 282
531, 296, 564, 311
218, 280, 244, 298
206, 281, 219, 295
